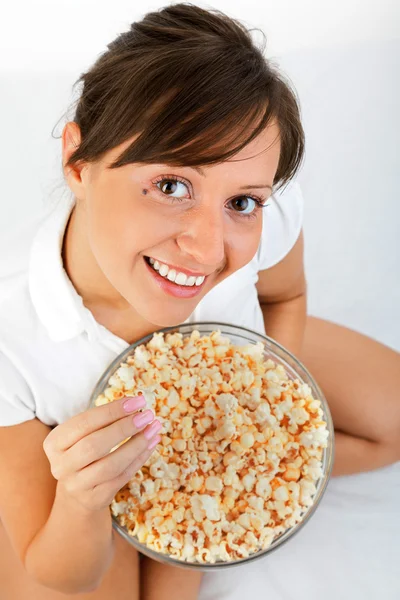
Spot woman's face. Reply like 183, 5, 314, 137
63, 120, 281, 328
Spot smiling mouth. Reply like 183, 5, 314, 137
144, 256, 206, 287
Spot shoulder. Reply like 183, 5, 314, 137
256, 179, 304, 271
0, 209, 44, 344
0, 274, 39, 425
0, 282, 42, 426
0, 208, 53, 426
0, 207, 50, 304
0, 203, 56, 335
0, 346, 36, 427
0, 212, 51, 425
0, 281, 40, 346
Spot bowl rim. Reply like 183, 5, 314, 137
90, 321, 335, 570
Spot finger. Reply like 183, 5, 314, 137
52, 395, 147, 452
80, 424, 162, 488
66, 408, 161, 472
92, 439, 162, 507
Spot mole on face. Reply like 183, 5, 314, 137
142, 188, 149, 196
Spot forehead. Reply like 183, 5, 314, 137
207, 120, 281, 179
101, 118, 281, 176
229, 119, 281, 162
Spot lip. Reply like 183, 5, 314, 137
146, 256, 208, 278
144, 257, 207, 299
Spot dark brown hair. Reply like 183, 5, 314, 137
62, 2, 305, 192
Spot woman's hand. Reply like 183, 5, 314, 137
43, 395, 161, 513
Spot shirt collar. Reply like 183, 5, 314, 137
29, 196, 94, 343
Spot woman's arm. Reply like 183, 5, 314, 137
256, 230, 307, 356
0, 419, 114, 594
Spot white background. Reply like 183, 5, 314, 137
0, 0, 399, 350
0, 0, 398, 69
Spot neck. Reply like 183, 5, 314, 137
62, 201, 158, 344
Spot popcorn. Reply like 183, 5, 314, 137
255, 477, 272, 499
97, 329, 329, 564
240, 432, 255, 449
205, 475, 224, 494
299, 426, 329, 448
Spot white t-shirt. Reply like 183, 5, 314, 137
0, 180, 303, 428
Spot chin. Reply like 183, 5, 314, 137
137, 301, 196, 330
147, 310, 193, 329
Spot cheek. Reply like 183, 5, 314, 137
86, 186, 172, 271
228, 221, 263, 270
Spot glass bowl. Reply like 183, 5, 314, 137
90, 322, 334, 571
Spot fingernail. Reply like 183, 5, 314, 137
133, 409, 154, 429
123, 395, 146, 413
147, 434, 161, 450
143, 419, 162, 440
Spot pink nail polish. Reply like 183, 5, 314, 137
147, 434, 161, 450
123, 395, 146, 413
133, 409, 154, 429
143, 420, 162, 440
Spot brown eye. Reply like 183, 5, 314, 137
156, 177, 188, 198
233, 198, 250, 211
229, 196, 258, 215
160, 180, 177, 194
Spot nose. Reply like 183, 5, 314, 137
176, 208, 225, 269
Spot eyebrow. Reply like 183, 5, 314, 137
190, 165, 272, 191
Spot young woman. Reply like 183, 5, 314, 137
0, 4, 399, 599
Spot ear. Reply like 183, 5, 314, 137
61, 121, 89, 200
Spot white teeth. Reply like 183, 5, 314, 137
167, 269, 177, 282
147, 257, 206, 286
159, 263, 169, 277
175, 272, 188, 285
